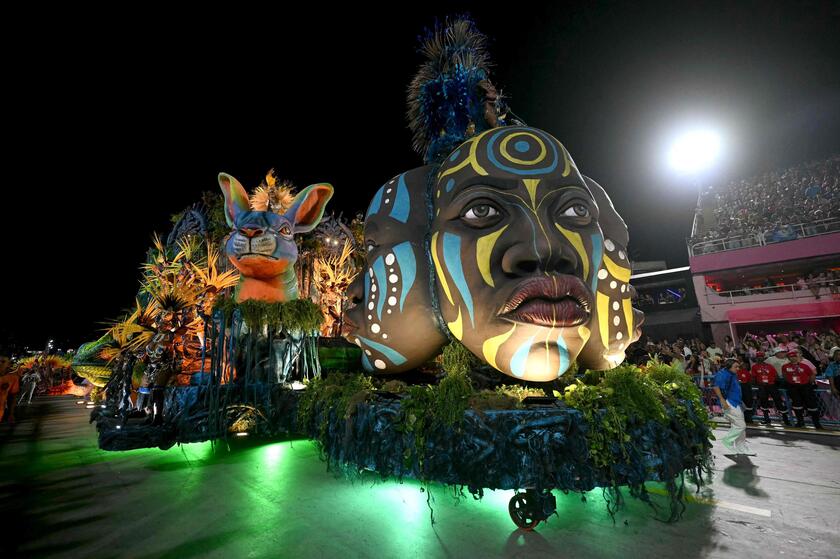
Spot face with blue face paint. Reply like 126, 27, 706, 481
430, 126, 618, 381
343, 166, 448, 373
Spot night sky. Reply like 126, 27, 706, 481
4, 2, 839, 350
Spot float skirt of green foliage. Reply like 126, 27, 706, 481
298, 360, 713, 521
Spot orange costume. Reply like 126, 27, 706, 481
0, 371, 21, 422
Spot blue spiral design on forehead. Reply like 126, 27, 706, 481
485, 128, 560, 176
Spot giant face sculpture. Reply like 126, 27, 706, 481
343, 166, 448, 372
219, 173, 333, 303
430, 126, 610, 381
576, 176, 643, 370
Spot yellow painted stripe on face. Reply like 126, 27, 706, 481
438, 129, 492, 180
622, 298, 634, 339
603, 254, 631, 282
482, 324, 516, 371
476, 224, 509, 287
523, 179, 540, 209
578, 325, 591, 345
448, 307, 464, 340
597, 292, 610, 348
561, 144, 573, 177
555, 224, 589, 280
431, 232, 454, 305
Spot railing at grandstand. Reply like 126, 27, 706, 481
704, 277, 839, 305
687, 216, 840, 256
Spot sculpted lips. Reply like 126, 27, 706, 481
498, 275, 592, 327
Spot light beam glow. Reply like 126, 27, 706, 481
667, 128, 722, 174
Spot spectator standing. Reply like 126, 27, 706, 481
751, 352, 791, 425
766, 348, 790, 383
707, 341, 723, 362
781, 351, 823, 429
824, 346, 840, 399
713, 359, 755, 455
736, 359, 755, 423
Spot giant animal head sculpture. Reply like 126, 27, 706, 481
341, 18, 643, 380
219, 173, 333, 302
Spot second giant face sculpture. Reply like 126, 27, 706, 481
343, 167, 449, 372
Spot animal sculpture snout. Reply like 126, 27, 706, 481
239, 227, 265, 238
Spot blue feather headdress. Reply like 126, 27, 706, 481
407, 17, 523, 164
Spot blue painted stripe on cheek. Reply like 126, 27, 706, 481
361, 352, 373, 371
392, 241, 416, 311
442, 233, 475, 327
590, 234, 603, 293
556, 333, 570, 377
357, 335, 408, 366
366, 186, 384, 218
510, 336, 536, 378
364, 270, 371, 303
389, 173, 410, 223
373, 256, 387, 320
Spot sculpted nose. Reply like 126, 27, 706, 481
501, 237, 578, 277
240, 227, 264, 238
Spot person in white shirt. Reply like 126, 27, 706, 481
765, 348, 789, 382
707, 341, 723, 361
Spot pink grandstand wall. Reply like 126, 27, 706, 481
727, 301, 840, 323
689, 232, 840, 274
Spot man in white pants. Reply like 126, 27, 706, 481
712, 359, 756, 456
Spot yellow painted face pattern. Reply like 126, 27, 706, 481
592, 237, 634, 360
476, 225, 509, 287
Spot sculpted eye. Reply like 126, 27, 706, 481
464, 204, 499, 220
460, 200, 504, 227
366, 240, 378, 253
560, 203, 590, 218
279, 225, 292, 237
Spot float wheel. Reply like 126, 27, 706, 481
508, 493, 541, 530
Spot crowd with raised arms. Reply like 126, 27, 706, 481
627, 329, 840, 428
690, 155, 840, 251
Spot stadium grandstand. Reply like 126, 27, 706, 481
687, 154, 840, 344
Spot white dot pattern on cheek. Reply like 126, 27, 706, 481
388, 296, 397, 306
371, 323, 381, 333
385, 254, 395, 266
389, 274, 399, 284
374, 359, 386, 370
604, 239, 615, 251
613, 316, 620, 326
612, 301, 619, 311
598, 269, 608, 280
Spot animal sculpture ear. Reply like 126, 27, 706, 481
218, 172, 251, 228
286, 183, 334, 233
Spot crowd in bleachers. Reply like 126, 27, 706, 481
690, 155, 840, 251
709, 267, 840, 297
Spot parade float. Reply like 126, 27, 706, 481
86, 17, 713, 530
294, 18, 714, 529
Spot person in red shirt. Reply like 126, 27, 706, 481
781, 350, 822, 429
751, 352, 790, 426
736, 358, 755, 423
